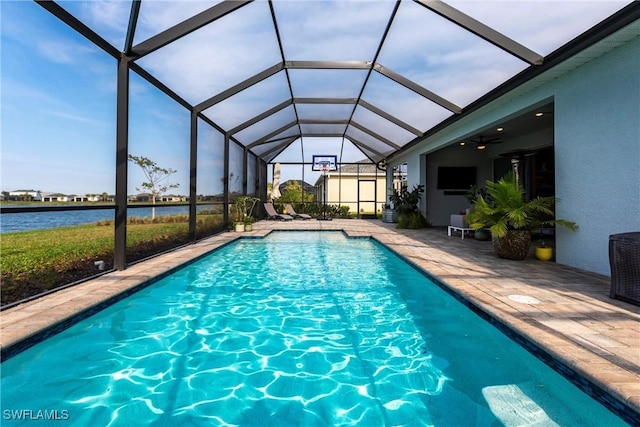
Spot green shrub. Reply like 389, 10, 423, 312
397, 212, 430, 229
390, 185, 429, 229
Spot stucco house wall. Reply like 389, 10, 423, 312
9, 190, 42, 201
553, 37, 640, 275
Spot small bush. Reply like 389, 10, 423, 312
397, 212, 430, 229
304, 204, 351, 218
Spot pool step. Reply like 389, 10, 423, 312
481, 382, 564, 426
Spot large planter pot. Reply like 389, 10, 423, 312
382, 209, 398, 223
234, 223, 245, 232
474, 228, 491, 241
492, 230, 531, 260
535, 246, 553, 261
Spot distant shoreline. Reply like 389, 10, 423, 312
0, 205, 221, 234
1, 201, 115, 206
1, 201, 222, 206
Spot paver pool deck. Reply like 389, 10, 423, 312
1, 219, 639, 419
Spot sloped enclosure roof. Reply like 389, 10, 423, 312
41, 0, 637, 164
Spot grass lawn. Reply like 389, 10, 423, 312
1, 215, 223, 306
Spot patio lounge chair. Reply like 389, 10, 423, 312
264, 203, 293, 221
284, 204, 312, 220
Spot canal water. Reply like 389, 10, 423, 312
0, 206, 214, 234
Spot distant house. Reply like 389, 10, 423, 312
198, 194, 222, 202
129, 193, 152, 202
127, 193, 187, 202
78, 194, 102, 202
41, 192, 69, 202
314, 161, 386, 216
69, 194, 102, 202
160, 195, 188, 202
8, 189, 42, 201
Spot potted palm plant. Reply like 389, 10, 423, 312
466, 173, 577, 260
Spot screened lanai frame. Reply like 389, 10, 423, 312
5, 0, 638, 273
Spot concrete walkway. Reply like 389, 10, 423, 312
1, 219, 638, 419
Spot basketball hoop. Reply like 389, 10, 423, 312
311, 155, 337, 172
311, 155, 336, 221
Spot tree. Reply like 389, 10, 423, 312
280, 180, 314, 204
128, 154, 180, 219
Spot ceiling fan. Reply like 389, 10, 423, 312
466, 135, 502, 150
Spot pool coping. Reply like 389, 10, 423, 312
1, 220, 639, 422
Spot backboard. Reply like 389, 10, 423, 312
312, 155, 338, 171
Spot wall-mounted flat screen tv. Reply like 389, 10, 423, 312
437, 167, 477, 190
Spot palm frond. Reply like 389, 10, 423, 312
466, 172, 577, 238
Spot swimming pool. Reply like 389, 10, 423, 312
1, 231, 629, 426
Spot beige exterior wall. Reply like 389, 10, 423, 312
323, 173, 387, 215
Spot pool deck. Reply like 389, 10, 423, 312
2, 219, 639, 419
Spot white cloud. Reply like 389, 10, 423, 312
447, 0, 631, 55
36, 39, 90, 64
72, 0, 131, 49
202, 72, 293, 130
273, 0, 396, 60
2, 79, 66, 107
2, 79, 109, 127
136, 2, 281, 104
43, 109, 105, 126
82, 0, 131, 30
374, 0, 629, 109
134, 0, 223, 42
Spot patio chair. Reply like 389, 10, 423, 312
264, 203, 293, 221
284, 204, 312, 220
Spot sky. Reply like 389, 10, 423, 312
0, 0, 630, 196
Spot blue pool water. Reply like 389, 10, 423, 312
1, 232, 629, 426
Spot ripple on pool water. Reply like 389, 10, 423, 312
0, 232, 628, 426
